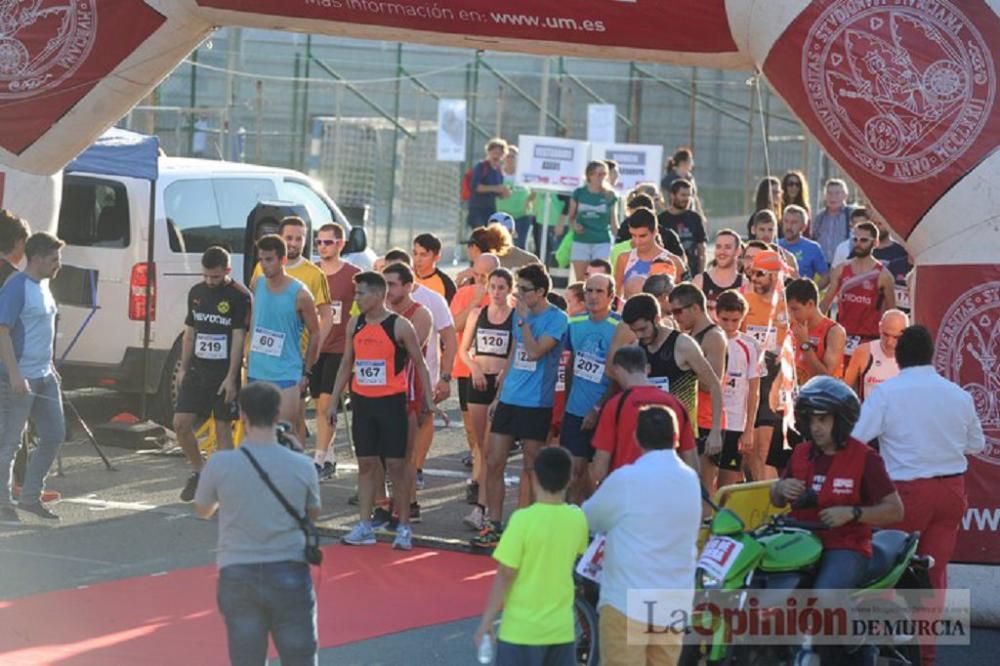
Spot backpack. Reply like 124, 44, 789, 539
461, 161, 486, 202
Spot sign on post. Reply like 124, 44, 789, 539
590, 142, 664, 193
587, 104, 616, 143
436, 99, 466, 162
515, 135, 589, 191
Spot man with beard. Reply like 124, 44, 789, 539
870, 213, 914, 314
657, 180, 706, 275
820, 221, 895, 364
778, 205, 827, 284
749, 210, 798, 276
692, 229, 743, 321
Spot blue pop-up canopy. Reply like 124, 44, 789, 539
65, 127, 160, 182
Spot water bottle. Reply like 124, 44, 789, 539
476, 634, 493, 664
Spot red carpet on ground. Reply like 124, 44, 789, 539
0, 544, 496, 665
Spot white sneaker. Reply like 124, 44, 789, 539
393, 524, 413, 551
463, 505, 486, 531
341, 522, 376, 546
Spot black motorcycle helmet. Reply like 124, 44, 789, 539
794, 376, 861, 448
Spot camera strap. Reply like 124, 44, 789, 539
240, 447, 322, 565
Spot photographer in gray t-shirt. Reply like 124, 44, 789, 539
195, 381, 321, 666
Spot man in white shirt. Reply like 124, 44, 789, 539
852, 325, 984, 666
582, 404, 700, 666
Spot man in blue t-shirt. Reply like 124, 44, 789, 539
466, 138, 511, 230
561, 274, 619, 503
779, 205, 829, 283
473, 263, 568, 548
0, 232, 66, 525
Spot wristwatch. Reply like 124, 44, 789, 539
517, 319, 527, 327
851, 506, 863, 523
440, 373, 452, 382
799, 341, 814, 352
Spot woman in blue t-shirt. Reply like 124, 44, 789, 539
566, 161, 618, 282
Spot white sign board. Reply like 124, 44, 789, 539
587, 104, 616, 143
436, 99, 466, 162
590, 142, 663, 193
515, 135, 589, 192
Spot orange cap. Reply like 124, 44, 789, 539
751, 250, 786, 273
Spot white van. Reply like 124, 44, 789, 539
53, 157, 375, 421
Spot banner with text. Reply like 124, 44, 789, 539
515, 135, 589, 191
590, 142, 664, 193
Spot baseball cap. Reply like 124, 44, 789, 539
750, 250, 787, 273
487, 212, 516, 235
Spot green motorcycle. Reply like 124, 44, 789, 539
679, 501, 934, 666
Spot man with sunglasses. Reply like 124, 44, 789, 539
819, 221, 895, 365
312, 223, 359, 479
843, 309, 907, 401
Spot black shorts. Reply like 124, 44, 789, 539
559, 412, 594, 460
458, 376, 471, 412
491, 402, 552, 443
467, 373, 499, 405
767, 413, 804, 471
175, 366, 239, 421
697, 430, 743, 471
350, 392, 408, 459
754, 352, 780, 427
309, 352, 344, 399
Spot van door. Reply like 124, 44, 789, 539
54, 175, 140, 370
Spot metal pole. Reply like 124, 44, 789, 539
538, 191, 551, 266
688, 67, 697, 150
627, 63, 641, 143
301, 35, 312, 172
743, 80, 757, 215
223, 28, 241, 160
187, 48, 198, 155
496, 84, 504, 137
139, 180, 157, 421
255, 79, 263, 163
387, 42, 403, 248
538, 57, 550, 135
291, 53, 301, 167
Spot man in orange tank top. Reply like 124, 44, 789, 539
327, 271, 436, 551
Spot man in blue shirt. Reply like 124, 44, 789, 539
561, 274, 619, 503
0, 232, 66, 524
466, 138, 511, 230
473, 262, 568, 548
779, 205, 829, 283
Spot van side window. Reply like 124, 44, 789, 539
164, 178, 276, 253
57, 177, 130, 248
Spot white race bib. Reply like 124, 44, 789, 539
746, 324, 776, 352
845, 335, 862, 356
894, 284, 911, 310
650, 376, 670, 392
573, 352, 605, 384
331, 300, 343, 325
250, 327, 285, 358
575, 534, 607, 585
477, 329, 510, 355
354, 359, 387, 385
195, 333, 227, 360
513, 343, 537, 372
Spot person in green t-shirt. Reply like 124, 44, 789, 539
474, 446, 589, 665
566, 161, 619, 282
496, 146, 537, 250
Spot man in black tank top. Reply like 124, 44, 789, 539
669, 284, 730, 492
693, 229, 743, 322
619, 294, 724, 463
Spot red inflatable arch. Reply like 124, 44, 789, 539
0, 0, 998, 562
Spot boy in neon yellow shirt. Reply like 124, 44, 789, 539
474, 447, 589, 664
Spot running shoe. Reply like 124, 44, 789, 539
393, 524, 413, 551
341, 522, 376, 546
180, 472, 200, 502
470, 521, 502, 548
12, 486, 60, 502
409, 502, 421, 524
415, 469, 425, 490
465, 481, 479, 505
371, 506, 394, 532
463, 504, 486, 531
18, 501, 59, 521
318, 461, 336, 481
0, 506, 20, 526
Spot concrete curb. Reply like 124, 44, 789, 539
950, 564, 1000, 627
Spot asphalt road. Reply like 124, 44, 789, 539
0, 389, 996, 665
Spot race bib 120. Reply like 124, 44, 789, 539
477, 329, 510, 356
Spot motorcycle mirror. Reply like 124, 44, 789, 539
710, 509, 745, 536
